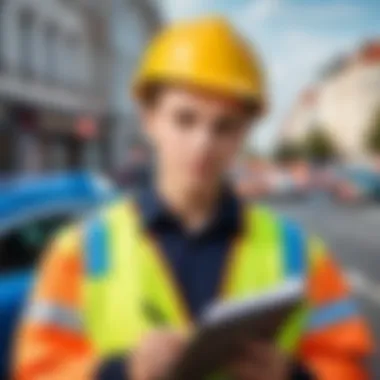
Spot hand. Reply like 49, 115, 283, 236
129, 329, 187, 380
227, 342, 291, 380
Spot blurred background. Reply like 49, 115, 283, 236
0, 0, 380, 378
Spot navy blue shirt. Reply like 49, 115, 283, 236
137, 187, 242, 318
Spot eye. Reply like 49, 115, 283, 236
214, 116, 240, 136
173, 108, 198, 129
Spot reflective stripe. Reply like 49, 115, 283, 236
308, 299, 359, 331
26, 303, 83, 332
84, 216, 109, 277
282, 219, 306, 279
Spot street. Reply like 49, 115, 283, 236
272, 200, 380, 378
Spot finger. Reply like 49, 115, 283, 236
154, 330, 187, 349
143, 331, 180, 354
244, 342, 279, 364
139, 344, 178, 368
237, 344, 290, 380
141, 339, 185, 377
228, 359, 266, 380
245, 341, 274, 354
135, 330, 188, 380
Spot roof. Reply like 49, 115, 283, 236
320, 55, 349, 80
358, 40, 380, 64
320, 40, 380, 81
0, 172, 115, 232
300, 88, 318, 107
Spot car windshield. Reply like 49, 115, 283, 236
347, 170, 377, 185
0, 214, 73, 274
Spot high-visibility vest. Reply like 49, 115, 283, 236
83, 200, 309, 358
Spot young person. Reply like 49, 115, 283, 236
14, 17, 372, 380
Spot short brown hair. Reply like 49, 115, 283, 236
137, 81, 264, 120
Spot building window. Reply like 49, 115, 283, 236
0, 121, 13, 173
19, 9, 34, 78
44, 23, 59, 83
67, 34, 77, 86
0, 0, 4, 71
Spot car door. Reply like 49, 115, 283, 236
0, 212, 76, 378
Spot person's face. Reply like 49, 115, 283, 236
142, 86, 253, 191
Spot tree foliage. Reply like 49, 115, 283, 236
274, 142, 304, 164
366, 108, 380, 155
303, 127, 337, 164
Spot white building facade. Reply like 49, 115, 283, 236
282, 42, 380, 161
318, 54, 380, 159
0, 0, 108, 173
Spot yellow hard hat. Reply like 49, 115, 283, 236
133, 16, 267, 115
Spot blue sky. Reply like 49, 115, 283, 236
162, 0, 380, 153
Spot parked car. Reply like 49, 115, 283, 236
0, 172, 116, 378
265, 170, 310, 201
333, 167, 380, 203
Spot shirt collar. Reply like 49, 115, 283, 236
137, 187, 170, 227
137, 186, 242, 235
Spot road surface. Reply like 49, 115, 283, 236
271, 199, 380, 378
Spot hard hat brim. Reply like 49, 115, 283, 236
132, 75, 267, 119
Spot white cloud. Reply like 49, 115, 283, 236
286, 1, 367, 20
235, 0, 280, 29
273, 31, 351, 84
248, 0, 280, 24
163, 0, 207, 21
162, 0, 266, 21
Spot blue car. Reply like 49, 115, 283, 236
0, 172, 116, 378
334, 167, 380, 203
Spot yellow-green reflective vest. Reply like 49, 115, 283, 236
83, 200, 309, 359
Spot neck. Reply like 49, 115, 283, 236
156, 173, 222, 232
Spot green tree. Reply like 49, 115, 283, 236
274, 142, 304, 164
366, 108, 380, 155
303, 128, 337, 164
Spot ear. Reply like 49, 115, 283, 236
137, 100, 152, 130
138, 103, 157, 147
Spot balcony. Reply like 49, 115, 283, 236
0, 71, 107, 115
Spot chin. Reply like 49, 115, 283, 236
184, 175, 215, 191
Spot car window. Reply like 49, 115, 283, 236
0, 214, 73, 274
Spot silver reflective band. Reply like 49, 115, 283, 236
307, 298, 358, 332
26, 303, 84, 332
